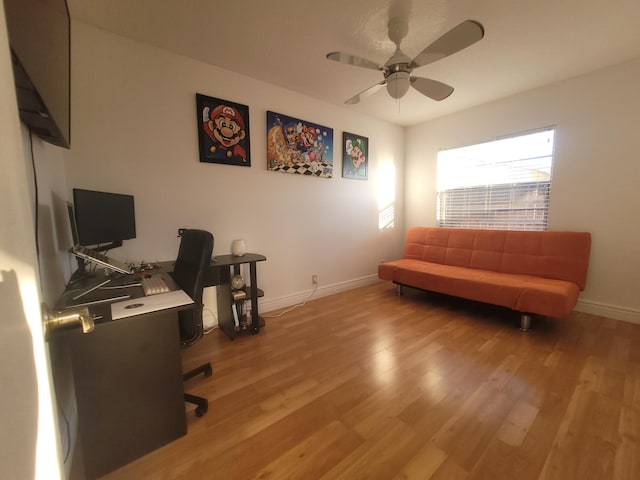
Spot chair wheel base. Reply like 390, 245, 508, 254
195, 405, 208, 417
184, 362, 211, 417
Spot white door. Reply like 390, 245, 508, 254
0, 3, 63, 479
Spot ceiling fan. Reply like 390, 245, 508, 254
326, 17, 484, 104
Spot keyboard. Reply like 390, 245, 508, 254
71, 246, 132, 274
141, 276, 170, 295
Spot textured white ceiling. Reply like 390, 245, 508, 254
67, 0, 640, 126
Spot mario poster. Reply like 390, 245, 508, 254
196, 93, 251, 167
266, 111, 334, 178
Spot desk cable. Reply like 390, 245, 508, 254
100, 282, 142, 289
203, 307, 219, 335
54, 385, 72, 464
262, 282, 319, 318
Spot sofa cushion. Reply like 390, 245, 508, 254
382, 227, 591, 319
402, 228, 591, 289
378, 258, 580, 318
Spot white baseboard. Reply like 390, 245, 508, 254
576, 299, 640, 324
259, 274, 381, 314
259, 279, 640, 326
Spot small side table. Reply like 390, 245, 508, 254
208, 253, 266, 339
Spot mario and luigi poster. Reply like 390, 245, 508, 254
196, 93, 251, 167
266, 111, 334, 178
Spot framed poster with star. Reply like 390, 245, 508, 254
196, 93, 251, 167
266, 110, 333, 178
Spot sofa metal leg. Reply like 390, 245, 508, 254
520, 314, 532, 331
396, 284, 403, 296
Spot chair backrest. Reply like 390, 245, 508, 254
170, 229, 214, 347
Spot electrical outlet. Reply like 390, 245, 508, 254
312, 275, 318, 285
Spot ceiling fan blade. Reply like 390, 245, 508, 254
326, 51, 384, 71
345, 80, 387, 105
410, 76, 454, 101
411, 20, 484, 68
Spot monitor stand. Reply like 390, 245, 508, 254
92, 240, 123, 253
67, 259, 97, 286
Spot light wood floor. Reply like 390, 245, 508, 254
102, 282, 640, 479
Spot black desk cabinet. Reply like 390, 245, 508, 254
209, 253, 266, 339
50, 254, 266, 476
53, 309, 187, 479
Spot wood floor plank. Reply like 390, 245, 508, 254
613, 439, 640, 480
319, 419, 421, 480
496, 399, 540, 447
468, 438, 539, 480
429, 456, 469, 480
252, 420, 364, 480
99, 282, 640, 479
392, 442, 447, 480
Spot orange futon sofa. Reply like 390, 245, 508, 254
378, 227, 591, 330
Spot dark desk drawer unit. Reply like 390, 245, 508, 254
54, 309, 186, 479
49, 253, 266, 478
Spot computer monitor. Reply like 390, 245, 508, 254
72, 188, 136, 251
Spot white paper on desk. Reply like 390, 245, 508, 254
111, 290, 194, 320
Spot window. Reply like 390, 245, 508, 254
436, 128, 555, 230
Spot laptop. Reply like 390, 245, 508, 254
111, 289, 194, 320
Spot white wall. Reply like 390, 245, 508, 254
405, 57, 640, 322
62, 22, 406, 311
33, 139, 73, 306
55, 22, 640, 322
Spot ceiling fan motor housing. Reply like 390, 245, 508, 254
385, 68, 411, 99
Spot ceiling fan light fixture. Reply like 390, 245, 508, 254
327, 19, 484, 105
386, 71, 410, 100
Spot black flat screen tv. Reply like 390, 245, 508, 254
73, 189, 136, 249
4, 0, 71, 148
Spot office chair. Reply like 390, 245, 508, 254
171, 229, 214, 417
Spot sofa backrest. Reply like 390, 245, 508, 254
403, 227, 591, 289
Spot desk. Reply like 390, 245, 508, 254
52, 270, 189, 480
52, 253, 266, 477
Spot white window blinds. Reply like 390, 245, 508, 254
436, 128, 555, 230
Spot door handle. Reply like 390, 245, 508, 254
42, 303, 95, 340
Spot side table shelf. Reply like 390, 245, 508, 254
229, 287, 265, 335
209, 253, 266, 340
